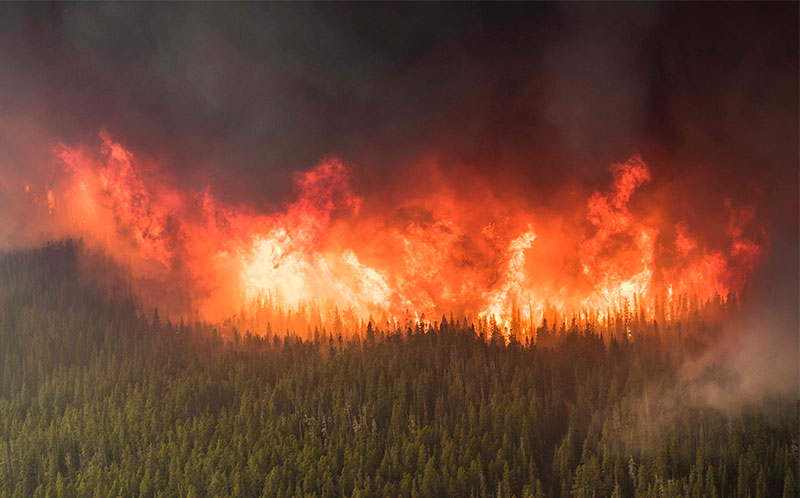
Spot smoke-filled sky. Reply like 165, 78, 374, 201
1, 3, 797, 211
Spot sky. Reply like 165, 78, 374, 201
0, 3, 796, 210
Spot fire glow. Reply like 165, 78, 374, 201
17, 132, 764, 335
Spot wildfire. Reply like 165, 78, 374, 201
16, 132, 765, 336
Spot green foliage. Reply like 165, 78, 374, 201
0, 242, 796, 497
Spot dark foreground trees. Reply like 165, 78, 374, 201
0, 243, 796, 497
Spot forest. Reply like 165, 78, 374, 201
0, 242, 796, 497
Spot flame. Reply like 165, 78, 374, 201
46, 190, 55, 214
16, 132, 766, 334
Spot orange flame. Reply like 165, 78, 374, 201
20, 132, 765, 334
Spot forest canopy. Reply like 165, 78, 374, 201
0, 242, 796, 498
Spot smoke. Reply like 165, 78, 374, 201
622, 231, 798, 447
678, 232, 800, 411
0, 3, 794, 201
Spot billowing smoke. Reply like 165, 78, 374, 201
1, 4, 795, 204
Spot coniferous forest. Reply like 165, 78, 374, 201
0, 242, 796, 498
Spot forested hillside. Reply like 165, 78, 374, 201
0, 242, 796, 497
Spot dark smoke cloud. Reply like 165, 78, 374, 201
1, 3, 795, 209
